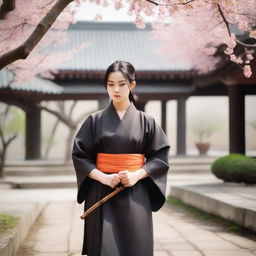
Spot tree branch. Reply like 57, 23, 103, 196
0, 0, 73, 70
235, 39, 256, 48
5, 133, 17, 147
216, 4, 231, 36
68, 100, 77, 118
145, 0, 195, 7
76, 109, 98, 124
44, 118, 60, 158
0, 128, 4, 146
38, 104, 76, 129
0, 0, 15, 19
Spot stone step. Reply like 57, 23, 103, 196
4, 163, 211, 177
170, 156, 217, 165
3, 164, 212, 177
1, 169, 177, 189
4, 156, 217, 167
170, 183, 256, 233
4, 160, 73, 168
1, 168, 214, 189
3, 166, 74, 176
0, 176, 77, 189
3, 156, 215, 177
171, 164, 211, 173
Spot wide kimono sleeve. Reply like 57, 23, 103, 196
141, 115, 171, 212
72, 115, 97, 204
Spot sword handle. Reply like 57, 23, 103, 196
80, 185, 125, 220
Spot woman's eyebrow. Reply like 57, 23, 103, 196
107, 80, 126, 82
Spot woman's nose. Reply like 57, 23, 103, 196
114, 86, 119, 92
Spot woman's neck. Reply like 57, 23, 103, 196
112, 99, 131, 112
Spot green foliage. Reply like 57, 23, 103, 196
0, 213, 20, 233
211, 153, 256, 184
3, 107, 25, 134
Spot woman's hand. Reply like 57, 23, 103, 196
118, 170, 140, 187
119, 169, 149, 187
99, 173, 121, 189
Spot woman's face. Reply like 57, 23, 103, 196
106, 71, 135, 103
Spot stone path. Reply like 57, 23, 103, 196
15, 199, 256, 256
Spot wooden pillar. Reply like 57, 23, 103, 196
228, 85, 245, 154
176, 97, 187, 155
161, 100, 167, 134
25, 106, 41, 159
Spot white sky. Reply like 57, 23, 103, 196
73, 1, 157, 22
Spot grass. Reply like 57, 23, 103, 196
0, 212, 20, 233
167, 196, 255, 235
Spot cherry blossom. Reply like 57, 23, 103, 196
0, 0, 88, 84
0, 0, 255, 81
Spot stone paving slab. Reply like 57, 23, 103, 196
0, 201, 46, 256
0, 187, 76, 256
169, 178, 256, 232
14, 199, 256, 256
1, 172, 256, 256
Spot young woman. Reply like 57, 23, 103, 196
72, 60, 170, 256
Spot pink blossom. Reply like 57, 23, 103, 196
243, 65, 252, 78
114, 0, 123, 10
135, 15, 145, 29
1, 0, 255, 81
230, 54, 243, 64
224, 47, 234, 55
246, 53, 254, 61
149, 1, 255, 77
103, 0, 109, 7
0, 0, 88, 83
94, 13, 103, 21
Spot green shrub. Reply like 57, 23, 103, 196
211, 153, 256, 184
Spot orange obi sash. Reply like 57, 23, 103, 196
96, 153, 145, 173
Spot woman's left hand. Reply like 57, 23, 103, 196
118, 170, 139, 187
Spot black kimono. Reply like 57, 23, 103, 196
72, 99, 170, 256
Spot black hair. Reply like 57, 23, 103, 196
104, 60, 139, 104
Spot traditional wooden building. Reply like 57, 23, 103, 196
0, 21, 255, 159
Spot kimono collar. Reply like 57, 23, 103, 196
106, 99, 137, 122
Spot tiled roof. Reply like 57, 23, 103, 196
57, 21, 192, 72
0, 69, 63, 94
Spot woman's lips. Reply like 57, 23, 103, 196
114, 95, 121, 97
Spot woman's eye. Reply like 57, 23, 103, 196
120, 83, 125, 86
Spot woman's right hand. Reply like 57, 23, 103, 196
99, 173, 121, 189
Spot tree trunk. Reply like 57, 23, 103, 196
65, 128, 76, 162
0, 0, 74, 69
0, 148, 5, 178
44, 119, 60, 159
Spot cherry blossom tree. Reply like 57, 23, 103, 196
0, 0, 255, 80
93, 0, 256, 78
147, 0, 256, 78
0, 0, 89, 83
38, 101, 98, 161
